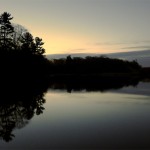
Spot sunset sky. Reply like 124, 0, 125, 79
1, 0, 150, 54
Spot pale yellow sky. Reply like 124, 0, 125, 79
1, 0, 150, 54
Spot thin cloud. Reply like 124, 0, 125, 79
93, 42, 128, 46
122, 46, 150, 50
90, 40, 150, 46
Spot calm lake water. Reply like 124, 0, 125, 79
0, 81, 150, 149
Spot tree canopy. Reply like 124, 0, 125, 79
0, 12, 50, 80
0, 12, 45, 55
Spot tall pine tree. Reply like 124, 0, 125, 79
0, 12, 14, 51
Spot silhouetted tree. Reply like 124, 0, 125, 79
34, 37, 45, 55
12, 24, 28, 49
0, 12, 50, 80
20, 32, 34, 53
0, 12, 14, 51
0, 12, 45, 56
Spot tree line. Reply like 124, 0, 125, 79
0, 12, 145, 78
48, 55, 142, 74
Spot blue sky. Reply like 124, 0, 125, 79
1, 0, 150, 54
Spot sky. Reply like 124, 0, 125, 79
1, 0, 150, 54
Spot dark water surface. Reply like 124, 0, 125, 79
0, 81, 150, 149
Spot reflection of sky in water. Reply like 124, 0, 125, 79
1, 82, 150, 149
111, 82, 150, 96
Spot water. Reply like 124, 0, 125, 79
0, 82, 150, 149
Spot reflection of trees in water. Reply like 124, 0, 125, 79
49, 75, 141, 93
0, 12, 50, 142
0, 79, 49, 142
0, 104, 30, 142
0, 75, 143, 142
